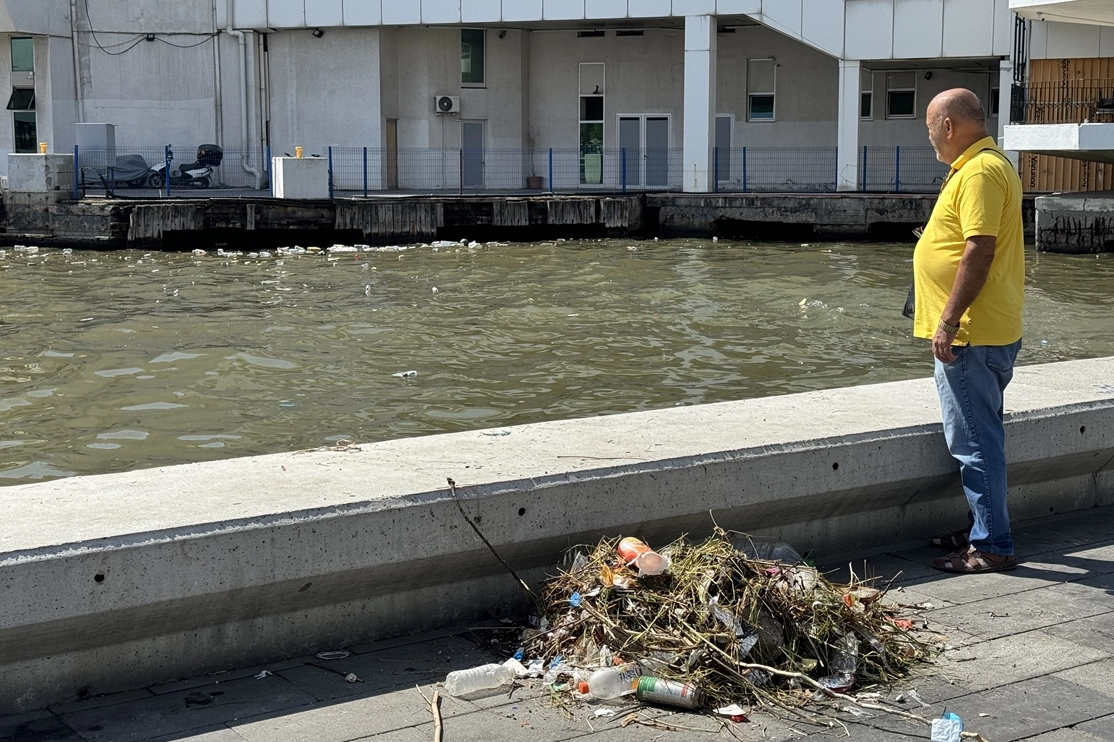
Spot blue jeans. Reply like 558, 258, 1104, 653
934, 340, 1022, 556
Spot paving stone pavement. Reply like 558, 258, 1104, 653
4, 505, 1114, 742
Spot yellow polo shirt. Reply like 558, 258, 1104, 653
912, 137, 1025, 346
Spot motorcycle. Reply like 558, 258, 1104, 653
146, 144, 223, 189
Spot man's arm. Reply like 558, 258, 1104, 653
933, 234, 996, 363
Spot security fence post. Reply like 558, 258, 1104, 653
328, 146, 335, 199
72, 145, 80, 199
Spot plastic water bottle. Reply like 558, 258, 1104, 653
444, 663, 515, 696
577, 663, 643, 699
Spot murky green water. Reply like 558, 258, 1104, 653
1, 239, 1112, 484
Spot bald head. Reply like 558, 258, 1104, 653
928, 89, 987, 128
926, 88, 991, 164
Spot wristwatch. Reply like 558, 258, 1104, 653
938, 318, 961, 334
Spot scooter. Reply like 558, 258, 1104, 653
146, 144, 223, 189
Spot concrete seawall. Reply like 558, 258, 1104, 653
2, 357, 1113, 713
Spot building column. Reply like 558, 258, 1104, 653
682, 15, 716, 193
836, 60, 861, 192
998, 60, 1019, 167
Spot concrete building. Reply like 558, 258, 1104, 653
2, 1, 1019, 192
1003, 1, 1114, 250
1004, 1, 1114, 190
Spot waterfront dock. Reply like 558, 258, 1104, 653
0, 192, 963, 250
3, 504, 1113, 740
1, 356, 1110, 718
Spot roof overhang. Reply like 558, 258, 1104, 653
1003, 123, 1114, 164
1010, 0, 1114, 27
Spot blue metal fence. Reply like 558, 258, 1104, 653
714, 147, 839, 193
860, 146, 948, 193
71, 144, 949, 198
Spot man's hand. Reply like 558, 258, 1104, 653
933, 324, 958, 363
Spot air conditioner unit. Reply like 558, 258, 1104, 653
434, 95, 460, 114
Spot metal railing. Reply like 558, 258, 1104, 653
715, 147, 838, 192
70, 144, 953, 199
1012, 80, 1114, 124
860, 146, 949, 193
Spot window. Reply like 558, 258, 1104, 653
13, 112, 35, 153
747, 59, 775, 121
989, 87, 1000, 117
461, 29, 485, 86
6, 88, 34, 110
886, 72, 915, 119
579, 63, 604, 185
11, 37, 33, 72
861, 69, 873, 120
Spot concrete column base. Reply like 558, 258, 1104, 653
6, 154, 74, 194
1034, 191, 1114, 253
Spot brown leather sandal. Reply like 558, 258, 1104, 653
929, 528, 970, 550
933, 547, 1017, 574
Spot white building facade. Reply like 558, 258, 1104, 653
2, 0, 1020, 192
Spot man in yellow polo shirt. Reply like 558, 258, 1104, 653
913, 88, 1024, 573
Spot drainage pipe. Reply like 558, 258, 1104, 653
225, 0, 261, 189
69, 0, 85, 122
213, 0, 223, 151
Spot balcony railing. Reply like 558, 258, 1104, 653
1013, 80, 1114, 124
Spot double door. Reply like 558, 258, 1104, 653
618, 115, 669, 188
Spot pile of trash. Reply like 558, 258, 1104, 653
445, 530, 942, 720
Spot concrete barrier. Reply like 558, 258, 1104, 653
2, 357, 1112, 713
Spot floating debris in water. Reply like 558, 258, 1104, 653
393, 370, 417, 378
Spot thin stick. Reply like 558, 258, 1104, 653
446, 478, 536, 603
431, 689, 443, 742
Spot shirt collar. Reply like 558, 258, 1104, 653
949, 136, 999, 172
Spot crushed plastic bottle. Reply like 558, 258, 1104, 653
830, 632, 859, 674
814, 673, 855, 695
617, 537, 671, 576
577, 663, 642, 700
444, 663, 515, 696
732, 535, 804, 564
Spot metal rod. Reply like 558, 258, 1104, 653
895, 145, 901, 193
72, 144, 79, 199
621, 147, 626, 193
328, 145, 334, 199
